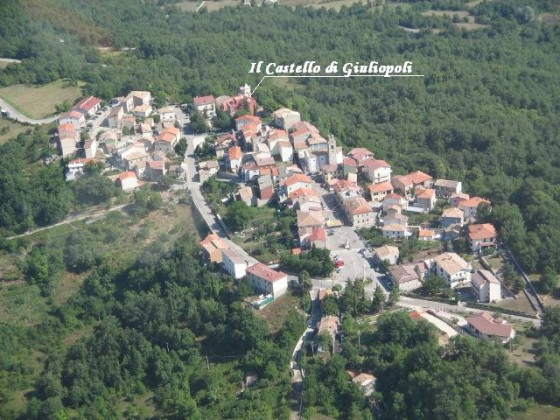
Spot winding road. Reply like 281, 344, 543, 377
0, 97, 60, 125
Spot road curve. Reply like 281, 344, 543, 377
0, 97, 60, 125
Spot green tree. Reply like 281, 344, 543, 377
174, 138, 187, 157
540, 267, 558, 294
422, 274, 447, 296
299, 270, 312, 294
190, 110, 208, 134
371, 285, 385, 313
389, 284, 400, 306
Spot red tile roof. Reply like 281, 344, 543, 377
466, 312, 513, 339
307, 227, 327, 242
343, 157, 358, 167
58, 123, 75, 133
235, 114, 261, 124
75, 96, 101, 112
247, 263, 287, 283
289, 188, 318, 201
118, 171, 137, 181
348, 148, 374, 161
194, 95, 215, 106
363, 159, 390, 170
460, 196, 491, 209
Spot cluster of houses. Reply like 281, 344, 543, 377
58, 90, 186, 190
192, 92, 498, 256
199, 233, 288, 298
373, 244, 502, 303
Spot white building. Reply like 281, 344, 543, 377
363, 159, 392, 184
159, 107, 176, 122
246, 263, 288, 298
222, 249, 249, 279
374, 245, 400, 266
382, 224, 408, 239
273, 107, 301, 131
471, 269, 502, 303
432, 252, 472, 289
193, 95, 216, 118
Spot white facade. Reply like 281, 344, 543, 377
222, 249, 248, 279
382, 224, 407, 239
246, 263, 288, 298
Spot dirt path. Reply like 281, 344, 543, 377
7, 204, 128, 240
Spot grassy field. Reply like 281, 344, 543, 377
0, 79, 83, 119
0, 118, 32, 144
511, 405, 560, 420
493, 292, 537, 316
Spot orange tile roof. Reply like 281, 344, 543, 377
460, 197, 491, 209
419, 229, 435, 238
228, 146, 242, 160
416, 188, 435, 199
407, 170, 433, 184
368, 181, 393, 194
289, 188, 319, 201
285, 173, 312, 187
468, 223, 497, 240
118, 171, 137, 181
157, 132, 176, 143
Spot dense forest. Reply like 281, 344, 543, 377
1, 0, 560, 278
302, 309, 560, 419
2, 234, 306, 418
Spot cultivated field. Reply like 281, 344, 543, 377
0, 79, 83, 119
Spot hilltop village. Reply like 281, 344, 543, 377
55, 83, 528, 353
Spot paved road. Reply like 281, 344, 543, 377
7, 204, 128, 240
176, 110, 258, 266
398, 296, 541, 327
0, 97, 60, 125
